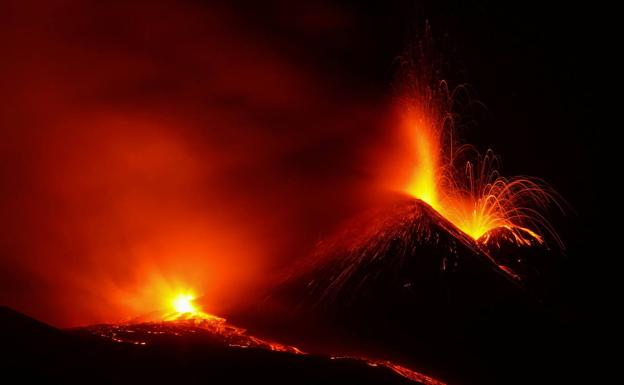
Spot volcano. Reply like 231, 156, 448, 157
257, 197, 550, 385
0, 199, 557, 385
273, 198, 527, 317
286, 198, 521, 305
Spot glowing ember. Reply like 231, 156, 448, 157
172, 294, 196, 314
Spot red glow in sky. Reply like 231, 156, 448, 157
0, 1, 394, 326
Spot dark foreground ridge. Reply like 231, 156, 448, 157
0, 306, 443, 385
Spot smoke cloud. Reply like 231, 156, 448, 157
0, 1, 400, 325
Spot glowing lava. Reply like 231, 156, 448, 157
172, 293, 197, 313
404, 106, 441, 210
399, 100, 561, 245
161, 291, 222, 322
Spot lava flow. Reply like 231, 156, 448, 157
102, 292, 304, 353
81, 292, 444, 385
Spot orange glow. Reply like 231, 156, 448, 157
172, 293, 197, 313
332, 356, 445, 385
1, 1, 373, 327
399, 100, 560, 245
157, 288, 226, 322
403, 107, 441, 210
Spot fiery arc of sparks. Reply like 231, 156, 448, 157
401, 102, 561, 245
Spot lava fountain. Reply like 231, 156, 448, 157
398, 84, 562, 246
388, 30, 564, 247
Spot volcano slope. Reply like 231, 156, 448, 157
261, 197, 560, 385
0, 306, 443, 385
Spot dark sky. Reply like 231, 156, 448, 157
0, 1, 597, 326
